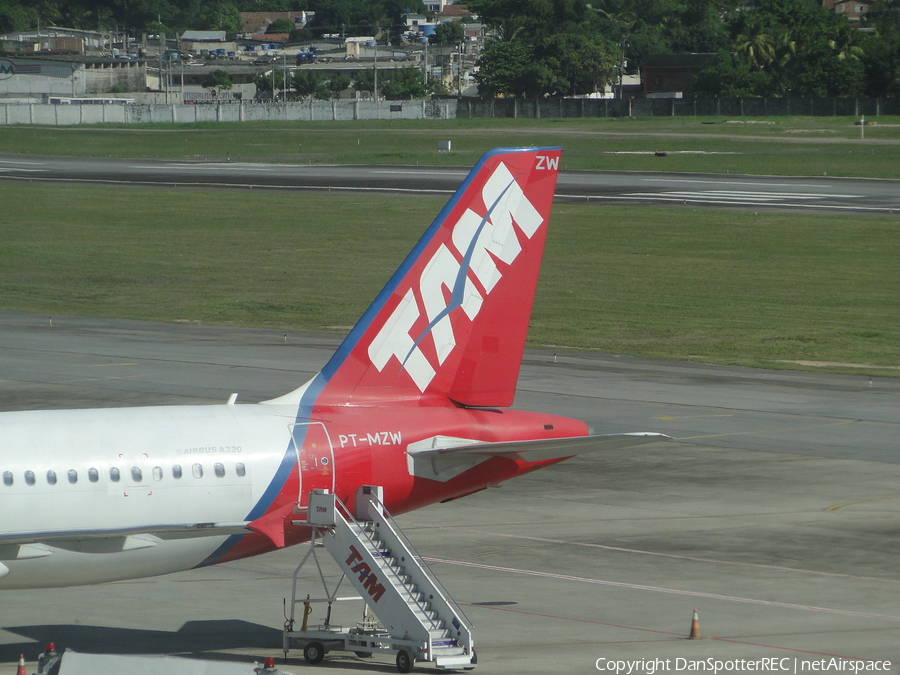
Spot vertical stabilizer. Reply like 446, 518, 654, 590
273, 147, 562, 409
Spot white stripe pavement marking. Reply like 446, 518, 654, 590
608, 196, 895, 211
128, 163, 272, 171
373, 170, 468, 176
127, 163, 343, 171
644, 178, 836, 189
425, 557, 900, 622
625, 191, 860, 201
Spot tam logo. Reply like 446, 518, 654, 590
367, 161, 544, 392
345, 544, 386, 602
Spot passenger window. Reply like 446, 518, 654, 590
46, 470, 57, 485
3, 471, 13, 486
67, 469, 77, 484
192, 463, 203, 479
25, 470, 35, 486
109, 467, 120, 482
172, 465, 183, 479
152, 466, 163, 482
214, 463, 225, 478
131, 466, 142, 482
235, 463, 246, 477
88, 467, 99, 482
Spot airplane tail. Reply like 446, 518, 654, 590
276, 147, 562, 409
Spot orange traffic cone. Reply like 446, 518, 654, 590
688, 609, 701, 639
16, 654, 26, 675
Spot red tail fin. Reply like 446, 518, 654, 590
313, 147, 561, 408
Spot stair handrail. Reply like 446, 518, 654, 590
330, 494, 446, 636
366, 494, 474, 634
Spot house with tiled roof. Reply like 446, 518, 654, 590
240, 11, 314, 35
832, 0, 873, 21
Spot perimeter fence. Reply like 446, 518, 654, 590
457, 96, 900, 118
2, 96, 899, 126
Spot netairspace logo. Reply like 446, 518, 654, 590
595, 659, 893, 675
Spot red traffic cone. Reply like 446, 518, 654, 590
16, 654, 26, 675
688, 609, 702, 639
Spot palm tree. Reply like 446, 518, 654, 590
825, 24, 865, 60
736, 31, 777, 71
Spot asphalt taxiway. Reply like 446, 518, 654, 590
0, 311, 898, 673
3, 154, 900, 213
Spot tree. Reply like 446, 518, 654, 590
715, 0, 871, 96
267, 18, 295, 33
382, 66, 428, 98
736, 31, 777, 71
328, 73, 351, 97
694, 50, 776, 96
431, 20, 465, 45
470, 0, 619, 97
201, 69, 234, 94
0, 2, 37, 33
473, 40, 533, 97
196, 0, 242, 36
293, 70, 332, 99
255, 70, 289, 98
354, 68, 376, 94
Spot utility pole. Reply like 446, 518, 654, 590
457, 41, 462, 97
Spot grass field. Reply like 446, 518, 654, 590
2, 116, 900, 177
1, 181, 896, 376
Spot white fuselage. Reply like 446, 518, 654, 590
0, 402, 298, 589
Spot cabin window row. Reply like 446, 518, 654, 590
2, 463, 246, 487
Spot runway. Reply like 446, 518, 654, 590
1, 311, 898, 672
2, 154, 900, 213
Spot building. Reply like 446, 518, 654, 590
345, 37, 378, 59
240, 11, 315, 35
642, 53, 715, 97
423, 0, 456, 13
832, 0, 873, 21
0, 56, 144, 98
179, 31, 236, 55
0, 28, 108, 55
435, 4, 475, 21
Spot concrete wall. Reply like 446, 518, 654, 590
84, 61, 145, 95
1, 103, 128, 125
0, 98, 457, 125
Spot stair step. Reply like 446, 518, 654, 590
434, 653, 474, 668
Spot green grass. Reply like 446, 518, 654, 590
2, 116, 900, 177
1, 182, 897, 376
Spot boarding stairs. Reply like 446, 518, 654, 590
284, 486, 475, 672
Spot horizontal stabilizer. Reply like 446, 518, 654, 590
408, 432, 670, 482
